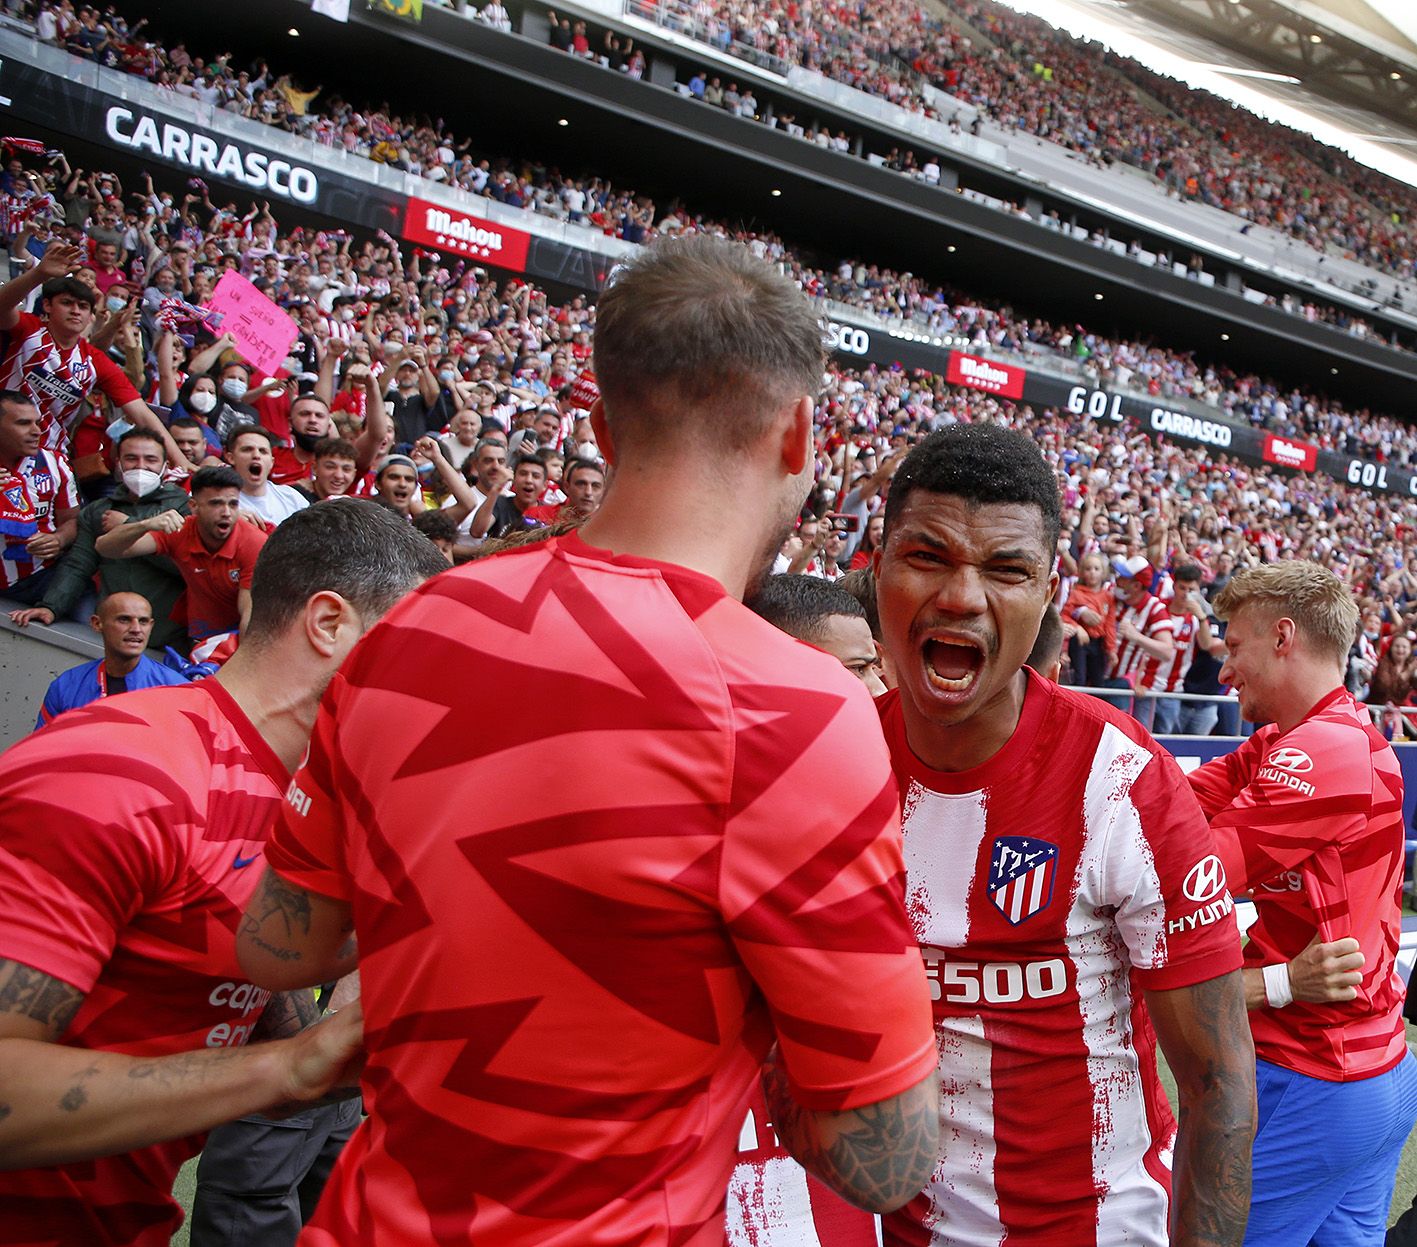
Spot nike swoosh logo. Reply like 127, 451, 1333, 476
232, 852, 260, 869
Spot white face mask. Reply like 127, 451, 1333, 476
221, 378, 247, 402
189, 390, 217, 414
121, 468, 162, 498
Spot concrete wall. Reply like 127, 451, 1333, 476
0, 600, 102, 748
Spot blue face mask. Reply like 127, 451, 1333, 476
106, 296, 127, 313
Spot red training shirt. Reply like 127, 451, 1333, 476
267, 530, 937, 1246
1188, 686, 1407, 1081
0, 681, 287, 1247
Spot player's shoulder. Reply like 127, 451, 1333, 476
1037, 676, 1167, 758
1281, 690, 1386, 778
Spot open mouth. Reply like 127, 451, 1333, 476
923, 637, 985, 693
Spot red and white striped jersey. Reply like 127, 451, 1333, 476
0, 312, 139, 455
1109, 592, 1173, 690
1153, 612, 1199, 694
876, 674, 1243, 1247
725, 1085, 881, 1247
0, 449, 77, 591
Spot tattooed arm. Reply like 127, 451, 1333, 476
761, 1046, 939, 1214
0, 957, 362, 1169
236, 867, 356, 991
1146, 971, 1256, 1247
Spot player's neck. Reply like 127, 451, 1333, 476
578, 468, 774, 601
215, 646, 320, 773
1271, 666, 1344, 736
902, 671, 1029, 773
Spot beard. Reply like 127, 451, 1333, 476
292, 429, 323, 453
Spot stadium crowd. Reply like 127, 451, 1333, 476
22, 0, 1417, 360
8, 1, 1417, 469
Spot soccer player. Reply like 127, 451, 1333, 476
748, 572, 886, 694
0, 501, 447, 1247
95, 464, 266, 660
1187, 563, 1417, 1247
237, 236, 941, 1245
33, 591, 187, 727
872, 423, 1255, 1247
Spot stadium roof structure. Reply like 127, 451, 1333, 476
1100, 0, 1417, 134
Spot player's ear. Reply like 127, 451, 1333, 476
778, 395, 812, 477
302, 589, 358, 659
587, 398, 616, 467
1274, 616, 1297, 654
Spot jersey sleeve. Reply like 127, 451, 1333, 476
0, 708, 178, 992
265, 672, 353, 902
1186, 729, 1268, 820
50, 451, 78, 513
1202, 720, 1369, 898
721, 674, 936, 1113
1107, 746, 1243, 990
1144, 603, 1173, 639
89, 345, 141, 406
149, 525, 176, 557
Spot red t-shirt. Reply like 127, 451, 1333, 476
1189, 687, 1407, 1081
0, 681, 288, 1247
0, 310, 139, 455
151, 515, 266, 639
878, 674, 1243, 1246
267, 530, 936, 1246
269, 444, 313, 487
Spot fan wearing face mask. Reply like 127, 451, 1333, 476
8, 428, 192, 650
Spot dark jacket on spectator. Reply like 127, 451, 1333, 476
38, 482, 192, 650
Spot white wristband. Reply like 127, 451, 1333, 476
1263, 962, 1294, 1009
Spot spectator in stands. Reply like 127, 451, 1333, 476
747, 573, 886, 694
1107, 555, 1174, 727
293, 437, 359, 504
225, 426, 311, 526
0, 389, 78, 606
384, 347, 446, 449
524, 456, 604, 525
1367, 632, 1416, 709
469, 453, 546, 539
169, 418, 215, 469
411, 509, 457, 562
1061, 551, 1114, 690
95, 465, 266, 660
8, 428, 190, 646
0, 242, 183, 467
1152, 564, 1222, 734
372, 454, 422, 518
33, 590, 188, 728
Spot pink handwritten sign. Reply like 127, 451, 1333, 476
206, 270, 299, 376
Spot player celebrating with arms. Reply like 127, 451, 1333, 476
1189, 564, 1417, 1247
873, 423, 1255, 1247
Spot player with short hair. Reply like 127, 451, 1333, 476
237, 235, 941, 1246
872, 422, 1255, 1247
748, 572, 885, 693
1188, 562, 1417, 1247
0, 500, 447, 1247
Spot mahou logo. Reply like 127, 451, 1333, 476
402, 196, 531, 272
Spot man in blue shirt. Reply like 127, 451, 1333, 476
35, 591, 187, 728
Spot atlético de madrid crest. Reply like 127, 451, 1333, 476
988, 836, 1059, 925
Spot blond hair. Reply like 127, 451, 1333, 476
1213, 563, 1359, 666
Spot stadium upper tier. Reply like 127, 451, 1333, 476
12, 4, 1416, 473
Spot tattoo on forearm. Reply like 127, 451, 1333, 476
58, 1063, 100, 1113
1169, 973, 1255, 1247
762, 1048, 939, 1213
0, 959, 85, 1038
238, 920, 303, 962
127, 1047, 244, 1084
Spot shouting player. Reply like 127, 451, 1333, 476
873, 423, 1256, 1247
1189, 563, 1417, 1247
237, 236, 940, 1245
0, 501, 446, 1247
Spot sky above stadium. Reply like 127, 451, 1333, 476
989, 0, 1417, 189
